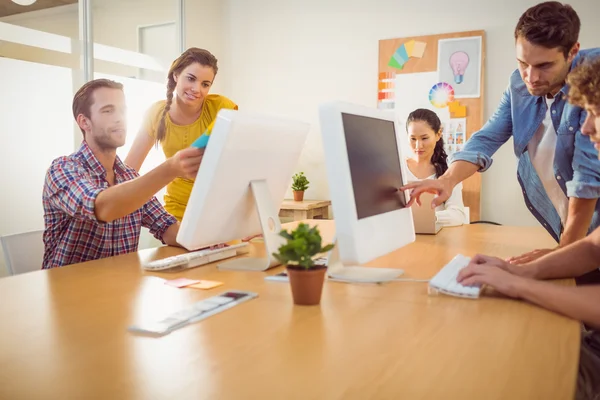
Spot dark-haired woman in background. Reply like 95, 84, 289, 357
405, 108, 466, 227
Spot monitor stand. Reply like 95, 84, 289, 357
326, 238, 405, 283
217, 179, 285, 272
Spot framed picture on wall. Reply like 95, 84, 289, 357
437, 36, 482, 98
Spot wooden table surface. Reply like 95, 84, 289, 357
0, 220, 579, 400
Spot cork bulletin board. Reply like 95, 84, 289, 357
378, 30, 486, 221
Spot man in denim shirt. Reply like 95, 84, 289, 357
457, 57, 600, 400
403, 2, 600, 271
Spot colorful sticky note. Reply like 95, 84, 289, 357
448, 100, 467, 118
453, 107, 467, 118
165, 278, 201, 288
404, 40, 416, 57
412, 41, 427, 58
187, 280, 224, 290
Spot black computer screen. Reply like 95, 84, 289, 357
341, 113, 406, 220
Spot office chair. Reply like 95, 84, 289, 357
0, 230, 45, 276
463, 207, 502, 225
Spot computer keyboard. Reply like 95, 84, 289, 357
143, 243, 250, 271
428, 254, 481, 299
128, 290, 258, 336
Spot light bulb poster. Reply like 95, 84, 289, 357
437, 36, 482, 98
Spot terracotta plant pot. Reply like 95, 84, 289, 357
286, 265, 327, 305
293, 190, 304, 201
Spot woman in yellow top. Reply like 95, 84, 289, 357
125, 47, 237, 221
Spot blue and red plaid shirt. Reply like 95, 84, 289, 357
42, 141, 178, 269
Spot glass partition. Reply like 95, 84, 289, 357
0, 2, 82, 276
0, 0, 185, 275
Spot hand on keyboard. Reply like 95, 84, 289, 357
461, 254, 512, 272
457, 255, 527, 299
459, 253, 533, 279
429, 254, 481, 298
457, 262, 525, 299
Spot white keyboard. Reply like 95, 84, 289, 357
143, 243, 250, 271
128, 290, 258, 336
428, 254, 481, 299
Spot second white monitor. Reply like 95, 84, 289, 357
319, 101, 415, 268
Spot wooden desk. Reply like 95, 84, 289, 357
279, 199, 331, 220
0, 221, 579, 400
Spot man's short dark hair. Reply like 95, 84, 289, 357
72, 79, 123, 134
515, 1, 580, 58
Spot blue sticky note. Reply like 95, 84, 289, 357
191, 133, 210, 149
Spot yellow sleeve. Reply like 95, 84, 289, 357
204, 95, 238, 135
142, 100, 166, 139
219, 95, 238, 111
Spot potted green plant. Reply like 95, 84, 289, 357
291, 172, 309, 201
272, 223, 334, 305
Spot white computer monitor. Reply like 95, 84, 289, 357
176, 109, 310, 271
319, 101, 416, 283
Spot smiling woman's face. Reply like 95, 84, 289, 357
174, 62, 215, 107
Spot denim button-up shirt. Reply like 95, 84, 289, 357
452, 48, 600, 242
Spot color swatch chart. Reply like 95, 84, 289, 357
378, 71, 396, 110
388, 40, 427, 70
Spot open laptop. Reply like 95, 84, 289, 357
411, 192, 443, 234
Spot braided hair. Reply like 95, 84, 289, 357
155, 48, 219, 144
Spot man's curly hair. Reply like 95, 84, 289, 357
567, 57, 600, 108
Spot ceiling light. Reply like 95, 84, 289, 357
12, 0, 37, 5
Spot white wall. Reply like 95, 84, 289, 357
224, 0, 599, 226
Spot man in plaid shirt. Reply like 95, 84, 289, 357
42, 79, 204, 269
